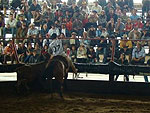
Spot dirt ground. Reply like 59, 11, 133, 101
0, 92, 150, 113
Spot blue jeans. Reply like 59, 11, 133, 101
3, 27, 15, 38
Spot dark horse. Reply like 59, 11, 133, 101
16, 55, 69, 98
43, 55, 69, 99
16, 61, 47, 93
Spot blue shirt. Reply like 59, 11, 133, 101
132, 47, 145, 59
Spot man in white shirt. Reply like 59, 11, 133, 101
48, 25, 60, 37
26, 23, 39, 43
91, 0, 102, 15
3, 14, 17, 38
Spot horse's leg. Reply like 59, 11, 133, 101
57, 80, 64, 100
16, 80, 22, 94
63, 72, 68, 91
47, 78, 53, 98
24, 80, 30, 94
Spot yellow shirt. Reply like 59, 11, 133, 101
120, 40, 133, 49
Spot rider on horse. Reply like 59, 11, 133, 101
48, 33, 78, 75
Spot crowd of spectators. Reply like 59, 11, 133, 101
0, 0, 150, 66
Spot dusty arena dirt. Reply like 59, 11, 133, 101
0, 92, 150, 113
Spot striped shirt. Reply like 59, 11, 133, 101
49, 39, 65, 56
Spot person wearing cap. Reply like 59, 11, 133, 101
98, 10, 107, 27
27, 23, 39, 43
28, 49, 40, 64
91, 0, 102, 15
48, 33, 78, 75
131, 42, 145, 65
77, 0, 88, 7
70, 32, 80, 48
80, 1, 90, 15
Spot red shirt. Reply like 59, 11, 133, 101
125, 23, 133, 31
66, 20, 72, 31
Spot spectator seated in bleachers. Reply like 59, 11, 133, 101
76, 43, 87, 63
48, 24, 60, 37
29, 0, 41, 19
16, 22, 28, 44
128, 27, 141, 41
131, 42, 145, 65
28, 49, 41, 64
17, 43, 27, 63
3, 41, 15, 64
33, 9, 42, 27
91, 0, 102, 15
120, 34, 133, 62
24, 43, 34, 63
115, 18, 125, 37
69, 32, 80, 48
96, 36, 107, 63
125, 18, 133, 35
106, 18, 115, 35
87, 46, 96, 63
3, 14, 16, 38
69, 44, 77, 62
87, 25, 96, 47
98, 10, 107, 27
26, 23, 39, 44
72, 18, 83, 37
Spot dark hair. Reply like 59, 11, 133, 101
51, 33, 57, 39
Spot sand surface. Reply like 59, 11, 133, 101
0, 92, 150, 113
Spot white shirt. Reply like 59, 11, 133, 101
48, 28, 60, 36
6, 19, 17, 28
91, 5, 102, 14
49, 39, 65, 56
